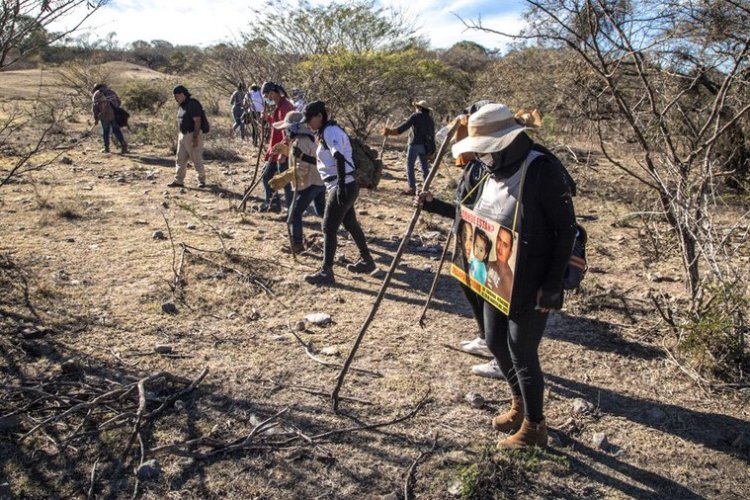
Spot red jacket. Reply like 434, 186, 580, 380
266, 98, 295, 162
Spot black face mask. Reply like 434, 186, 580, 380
477, 133, 533, 177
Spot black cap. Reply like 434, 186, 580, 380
173, 85, 190, 96
261, 81, 277, 94
301, 100, 326, 122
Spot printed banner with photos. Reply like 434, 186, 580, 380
451, 205, 518, 315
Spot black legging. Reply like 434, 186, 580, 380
322, 181, 371, 268
483, 301, 548, 422
461, 284, 485, 338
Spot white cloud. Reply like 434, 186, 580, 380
49, 0, 524, 50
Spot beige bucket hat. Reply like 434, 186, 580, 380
273, 110, 304, 129
451, 103, 530, 157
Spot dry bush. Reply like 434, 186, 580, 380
57, 62, 113, 107
134, 106, 178, 153
120, 79, 172, 112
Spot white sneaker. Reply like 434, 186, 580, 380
461, 337, 491, 356
471, 359, 505, 379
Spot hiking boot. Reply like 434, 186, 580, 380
492, 395, 524, 432
304, 266, 335, 285
167, 180, 184, 188
401, 187, 416, 196
497, 418, 548, 449
462, 337, 491, 356
346, 258, 376, 274
120, 142, 128, 154
101, 147, 110, 153
259, 203, 280, 213
471, 359, 505, 379
198, 180, 206, 188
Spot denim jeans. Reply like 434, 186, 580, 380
287, 184, 325, 244
101, 119, 125, 150
261, 160, 292, 208
406, 143, 430, 189
232, 105, 245, 140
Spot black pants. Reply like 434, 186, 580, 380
483, 301, 548, 422
461, 284, 485, 338
322, 182, 371, 268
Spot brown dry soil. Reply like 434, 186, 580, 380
1, 67, 749, 500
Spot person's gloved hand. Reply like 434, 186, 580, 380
535, 289, 562, 313
337, 181, 347, 204
413, 190, 433, 208
271, 142, 290, 157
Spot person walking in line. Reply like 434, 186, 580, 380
92, 83, 128, 154
259, 81, 295, 212
301, 101, 375, 285
383, 100, 435, 195
419, 103, 577, 448
245, 84, 265, 147
229, 82, 246, 140
270, 111, 326, 254
168, 85, 209, 189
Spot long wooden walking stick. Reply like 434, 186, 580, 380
418, 231, 453, 328
331, 119, 460, 413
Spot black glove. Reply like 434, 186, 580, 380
337, 181, 347, 204
536, 289, 562, 311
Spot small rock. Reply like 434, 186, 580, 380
305, 312, 332, 326
422, 231, 441, 240
320, 346, 340, 356
0, 415, 19, 432
136, 459, 162, 482
152, 230, 167, 240
146, 173, 155, 180
359, 210, 369, 216
646, 407, 667, 424
65, 237, 75, 243
448, 480, 463, 496
154, 344, 173, 354
174, 400, 186, 412
186, 223, 197, 230
179, 188, 186, 194
464, 392, 485, 408
248, 308, 260, 321
423, 264, 433, 272
161, 302, 178, 315
572, 398, 593, 414
548, 431, 563, 448
61, 358, 83, 375
60, 156, 73, 165
161, 201, 169, 209
591, 432, 609, 450
116, 176, 127, 183
294, 320, 306, 332
219, 192, 226, 198
134, 219, 148, 225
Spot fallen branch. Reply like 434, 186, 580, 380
331, 120, 460, 412
404, 433, 439, 500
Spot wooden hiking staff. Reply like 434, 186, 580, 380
331, 119, 460, 413
418, 230, 453, 328
239, 114, 269, 211
286, 150, 300, 261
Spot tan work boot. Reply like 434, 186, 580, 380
497, 418, 548, 449
492, 395, 524, 432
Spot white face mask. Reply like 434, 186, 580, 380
265, 98, 274, 106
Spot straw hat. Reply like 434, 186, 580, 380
412, 100, 431, 111
451, 103, 530, 157
272, 110, 304, 129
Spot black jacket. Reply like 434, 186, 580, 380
423, 143, 576, 318
395, 111, 435, 146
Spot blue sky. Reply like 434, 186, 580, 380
52, 0, 526, 51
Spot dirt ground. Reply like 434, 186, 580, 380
1, 66, 749, 499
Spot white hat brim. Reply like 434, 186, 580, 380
451, 124, 528, 157
272, 120, 291, 130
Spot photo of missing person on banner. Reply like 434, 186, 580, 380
451, 206, 517, 314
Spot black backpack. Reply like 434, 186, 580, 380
563, 224, 588, 290
114, 106, 130, 128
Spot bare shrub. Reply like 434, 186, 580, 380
120, 79, 171, 112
